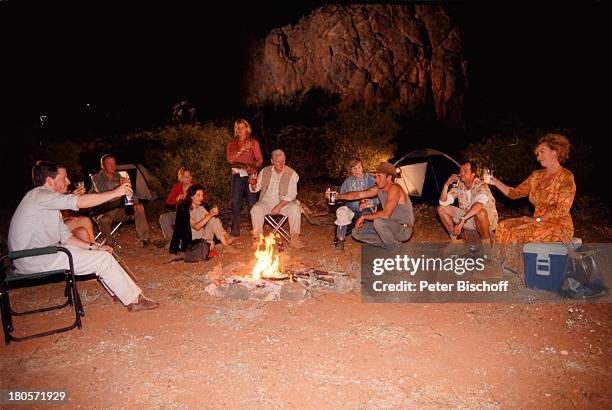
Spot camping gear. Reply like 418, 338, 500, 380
523, 238, 582, 292
393, 148, 460, 202
1, 246, 84, 343
561, 241, 608, 299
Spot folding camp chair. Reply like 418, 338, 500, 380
264, 214, 290, 242
93, 220, 123, 246
0, 246, 84, 344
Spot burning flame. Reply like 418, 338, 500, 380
251, 233, 283, 281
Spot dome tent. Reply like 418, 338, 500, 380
393, 148, 460, 203
114, 163, 158, 201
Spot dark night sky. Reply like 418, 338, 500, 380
0, 1, 608, 191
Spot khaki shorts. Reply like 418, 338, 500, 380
450, 206, 497, 231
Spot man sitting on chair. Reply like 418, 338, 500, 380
8, 161, 158, 312
249, 149, 304, 249
90, 154, 151, 246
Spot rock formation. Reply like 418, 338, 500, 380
244, 4, 467, 123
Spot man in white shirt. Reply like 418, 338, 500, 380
8, 161, 158, 312
249, 149, 304, 248
437, 161, 498, 244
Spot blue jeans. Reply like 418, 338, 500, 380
351, 218, 413, 253
230, 173, 257, 236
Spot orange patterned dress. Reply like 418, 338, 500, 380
495, 168, 576, 244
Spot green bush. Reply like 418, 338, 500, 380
134, 124, 233, 205
253, 96, 399, 183
322, 107, 398, 180
264, 124, 326, 179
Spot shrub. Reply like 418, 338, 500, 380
322, 106, 398, 180
264, 124, 326, 179
135, 124, 233, 205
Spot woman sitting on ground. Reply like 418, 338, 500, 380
169, 184, 238, 255
488, 133, 576, 244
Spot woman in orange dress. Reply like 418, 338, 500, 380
488, 133, 576, 244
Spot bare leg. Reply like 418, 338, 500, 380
474, 208, 491, 239
436, 205, 456, 235
64, 216, 95, 242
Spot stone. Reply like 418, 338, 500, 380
204, 283, 227, 298
280, 281, 309, 301
333, 276, 355, 294
245, 4, 467, 123
226, 283, 250, 300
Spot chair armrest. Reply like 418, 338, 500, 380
8, 246, 60, 261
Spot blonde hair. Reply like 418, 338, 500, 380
177, 167, 190, 181
233, 118, 252, 138
536, 133, 570, 164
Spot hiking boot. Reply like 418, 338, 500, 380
127, 294, 159, 312
290, 234, 305, 249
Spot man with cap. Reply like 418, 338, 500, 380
332, 162, 414, 253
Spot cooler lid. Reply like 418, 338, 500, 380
523, 239, 582, 256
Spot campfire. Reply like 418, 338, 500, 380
204, 233, 355, 301
251, 233, 287, 281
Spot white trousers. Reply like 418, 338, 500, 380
14, 245, 141, 306
250, 200, 301, 235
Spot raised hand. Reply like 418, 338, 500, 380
446, 174, 459, 187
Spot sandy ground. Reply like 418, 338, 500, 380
1, 205, 611, 409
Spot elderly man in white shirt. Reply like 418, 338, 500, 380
8, 161, 158, 312
249, 149, 304, 249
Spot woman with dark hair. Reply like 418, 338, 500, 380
488, 133, 576, 243
226, 118, 263, 237
170, 184, 238, 255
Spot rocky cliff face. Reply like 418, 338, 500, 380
244, 4, 467, 123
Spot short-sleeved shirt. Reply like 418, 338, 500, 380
190, 206, 209, 240
90, 169, 138, 206
340, 173, 379, 212
8, 186, 79, 253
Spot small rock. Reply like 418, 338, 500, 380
280, 281, 308, 301
334, 276, 354, 294
560, 350, 569, 356
226, 283, 250, 300
204, 283, 227, 298
146, 282, 160, 289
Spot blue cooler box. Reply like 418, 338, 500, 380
523, 241, 578, 291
